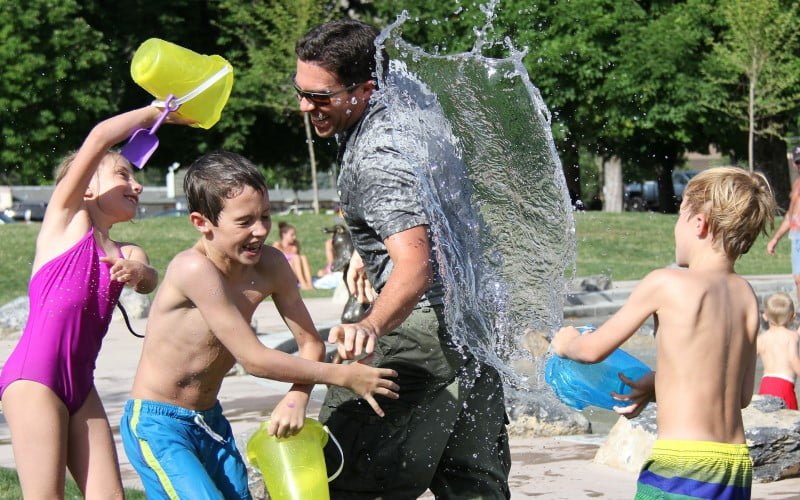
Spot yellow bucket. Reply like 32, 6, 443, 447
246, 418, 343, 500
130, 38, 233, 129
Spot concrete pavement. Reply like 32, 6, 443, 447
0, 276, 799, 498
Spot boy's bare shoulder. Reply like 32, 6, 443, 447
163, 246, 222, 283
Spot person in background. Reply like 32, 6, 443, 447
757, 292, 800, 409
273, 221, 314, 290
767, 146, 800, 305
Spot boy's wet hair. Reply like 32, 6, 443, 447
184, 151, 267, 225
682, 167, 776, 260
296, 18, 385, 86
764, 292, 795, 327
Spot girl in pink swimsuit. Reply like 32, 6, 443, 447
0, 106, 184, 498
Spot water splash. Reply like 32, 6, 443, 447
375, 13, 575, 393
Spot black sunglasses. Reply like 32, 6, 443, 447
292, 80, 361, 106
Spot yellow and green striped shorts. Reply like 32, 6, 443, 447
636, 439, 752, 499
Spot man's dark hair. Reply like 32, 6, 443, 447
184, 151, 267, 224
296, 19, 383, 85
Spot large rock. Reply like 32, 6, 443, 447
594, 395, 800, 482
0, 296, 28, 338
506, 386, 592, 437
115, 287, 151, 321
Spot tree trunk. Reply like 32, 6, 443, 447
754, 135, 791, 210
602, 157, 623, 213
561, 146, 581, 207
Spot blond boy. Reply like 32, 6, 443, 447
120, 151, 398, 499
553, 167, 776, 498
757, 292, 800, 409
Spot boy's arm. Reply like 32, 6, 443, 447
269, 257, 327, 437
741, 342, 757, 408
552, 270, 666, 362
789, 333, 800, 379
171, 253, 398, 415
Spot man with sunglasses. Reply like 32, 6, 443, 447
767, 146, 800, 305
295, 19, 510, 499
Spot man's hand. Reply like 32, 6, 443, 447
346, 252, 376, 304
328, 320, 380, 361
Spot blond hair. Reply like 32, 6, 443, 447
682, 167, 776, 260
53, 149, 124, 184
764, 292, 795, 327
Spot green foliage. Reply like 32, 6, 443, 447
215, 0, 340, 189
703, 0, 800, 164
0, 0, 114, 184
0, 467, 146, 499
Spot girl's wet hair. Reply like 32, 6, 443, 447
682, 166, 776, 260
53, 149, 125, 184
183, 151, 267, 224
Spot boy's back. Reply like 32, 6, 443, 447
647, 268, 758, 443
758, 326, 800, 383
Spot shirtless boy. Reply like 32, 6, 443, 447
120, 151, 398, 499
553, 167, 776, 498
757, 292, 800, 409
767, 146, 800, 304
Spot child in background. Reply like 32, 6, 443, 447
757, 292, 800, 409
552, 167, 776, 499
273, 221, 314, 290
121, 151, 398, 499
0, 107, 174, 498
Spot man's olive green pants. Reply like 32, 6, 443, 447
320, 305, 511, 499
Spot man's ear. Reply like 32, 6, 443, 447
361, 79, 377, 99
190, 212, 211, 234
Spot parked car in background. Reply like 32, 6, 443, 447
624, 169, 698, 212
3, 201, 47, 221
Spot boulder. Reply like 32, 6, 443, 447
506, 387, 592, 437
115, 287, 151, 320
0, 296, 28, 338
594, 395, 800, 482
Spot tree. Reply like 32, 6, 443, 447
703, 0, 800, 171
602, 0, 718, 212
0, 0, 114, 184
214, 0, 343, 191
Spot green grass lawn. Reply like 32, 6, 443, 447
0, 211, 790, 305
0, 467, 146, 498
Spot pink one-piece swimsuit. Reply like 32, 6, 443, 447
0, 228, 123, 414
